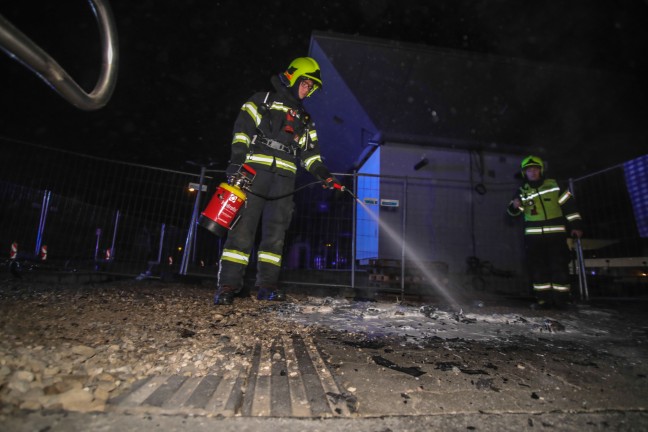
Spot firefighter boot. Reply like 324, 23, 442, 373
256, 286, 286, 301
553, 292, 576, 311
214, 285, 237, 305
530, 299, 549, 310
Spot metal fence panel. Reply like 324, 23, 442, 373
0, 139, 527, 297
7, 139, 644, 298
1, 139, 216, 277
571, 158, 648, 297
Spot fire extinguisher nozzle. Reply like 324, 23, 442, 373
344, 188, 358, 200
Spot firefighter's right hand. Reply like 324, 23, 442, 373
322, 177, 342, 190
512, 198, 522, 210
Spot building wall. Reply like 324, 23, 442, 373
306, 39, 379, 174
366, 142, 525, 277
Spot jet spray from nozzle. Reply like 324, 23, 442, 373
332, 183, 358, 201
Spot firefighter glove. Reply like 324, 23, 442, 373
225, 163, 241, 182
226, 145, 248, 180
322, 176, 342, 190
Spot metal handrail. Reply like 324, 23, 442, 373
0, 0, 119, 110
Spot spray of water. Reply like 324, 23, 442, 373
350, 191, 461, 310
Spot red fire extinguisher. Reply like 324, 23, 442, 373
199, 164, 256, 236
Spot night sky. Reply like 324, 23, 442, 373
2, 0, 647, 172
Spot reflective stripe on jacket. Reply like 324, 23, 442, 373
507, 178, 582, 235
228, 76, 328, 179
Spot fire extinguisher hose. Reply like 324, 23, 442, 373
247, 181, 322, 201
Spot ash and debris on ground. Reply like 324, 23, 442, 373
0, 279, 310, 414
1, 278, 647, 420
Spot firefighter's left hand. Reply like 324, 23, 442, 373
571, 229, 583, 239
225, 163, 242, 184
226, 163, 241, 178
322, 176, 342, 190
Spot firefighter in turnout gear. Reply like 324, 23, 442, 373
507, 156, 583, 309
214, 57, 341, 305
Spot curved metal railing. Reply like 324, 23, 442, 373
0, 0, 119, 110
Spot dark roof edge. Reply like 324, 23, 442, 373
377, 131, 537, 156
310, 30, 622, 77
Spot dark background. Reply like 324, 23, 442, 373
2, 0, 647, 173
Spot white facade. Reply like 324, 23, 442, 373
357, 142, 525, 276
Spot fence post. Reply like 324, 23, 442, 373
94, 228, 102, 262
156, 223, 166, 265
575, 237, 589, 301
351, 171, 358, 289
34, 190, 51, 257
569, 178, 589, 301
180, 166, 206, 275
400, 177, 408, 300
110, 210, 120, 260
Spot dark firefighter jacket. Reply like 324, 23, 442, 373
507, 178, 583, 236
228, 75, 331, 181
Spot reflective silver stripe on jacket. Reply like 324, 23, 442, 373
303, 154, 322, 170
233, 132, 251, 147
558, 190, 572, 205
245, 154, 297, 174
520, 186, 560, 200
242, 102, 262, 126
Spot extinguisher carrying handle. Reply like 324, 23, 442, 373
226, 163, 257, 188
241, 163, 256, 176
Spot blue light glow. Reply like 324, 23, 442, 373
357, 148, 380, 260
623, 154, 648, 238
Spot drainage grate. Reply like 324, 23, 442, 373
108, 334, 351, 417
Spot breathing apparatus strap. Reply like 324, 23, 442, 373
253, 136, 297, 155
252, 91, 301, 156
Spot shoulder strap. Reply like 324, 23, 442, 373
255, 92, 273, 137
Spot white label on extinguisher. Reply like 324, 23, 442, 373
216, 196, 244, 228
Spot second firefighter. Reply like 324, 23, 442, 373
507, 155, 584, 309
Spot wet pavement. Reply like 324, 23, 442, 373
1, 279, 647, 431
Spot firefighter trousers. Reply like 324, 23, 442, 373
217, 168, 295, 292
524, 233, 572, 305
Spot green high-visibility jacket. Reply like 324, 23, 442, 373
507, 178, 583, 236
